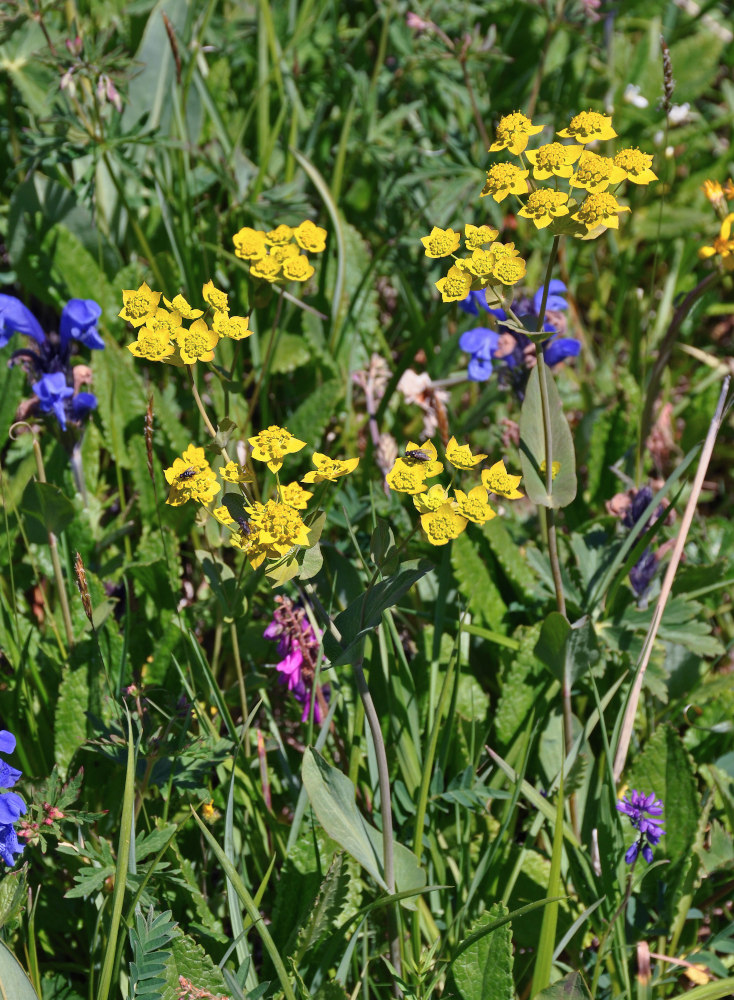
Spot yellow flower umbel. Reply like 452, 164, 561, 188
558, 110, 617, 143
281, 256, 315, 282
212, 311, 251, 341
413, 484, 449, 513
176, 319, 219, 365
279, 481, 313, 510
571, 192, 630, 233
464, 224, 499, 250
525, 142, 582, 180
445, 436, 487, 471
266, 224, 294, 245
480, 162, 530, 203
294, 220, 327, 253
386, 461, 430, 495
402, 441, 443, 478
420, 502, 468, 546
163, 293, 204, 319
119, 282, 161, 327
613, 148, 657, 185
453, 487, 496, 524
164, 445, 220, 506
699, 213, 734, 271
421, 226, 463, 258
435, 265, 472, 303
220, 461, 252, 484
702, 180, 726, 212
489, 112, 543, 155
482, 460, 524, 500
302, 454, 360, 484
518, 189, 570, 229
232, 227, 268, 261
245, 499, 311, 567
570, 151, 626, 193
127, 324, 176, 362
202, 280, 229, 314
235, 220, 325, 285
249, 425, 307, 473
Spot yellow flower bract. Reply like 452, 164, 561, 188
302, 453, 360, 484
249, 425, 306, 473
489, 112, 543, 156
482, 460, 524, 500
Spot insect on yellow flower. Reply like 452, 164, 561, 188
489, 112, 544, 156
403, 441, 443, 477
420, 226, 462, 259
482, 460, 524, 500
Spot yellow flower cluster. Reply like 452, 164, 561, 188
121, 281, 250, 365
481, 109, 657, 238
232, 220, 327, 284
163, 425, 359, 572
421, 224, 527, 303
386, 436, 523, 546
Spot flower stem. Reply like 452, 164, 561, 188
32, 437, 74, 649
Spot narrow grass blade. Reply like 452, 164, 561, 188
531, 773, 564, 996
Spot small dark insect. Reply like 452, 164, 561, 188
405, 449, 430, 462
177, 466, 197, 481
236, 516, 252, 536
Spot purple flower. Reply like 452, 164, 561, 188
0, 823, 24, 866
264, 597, 325, 724
0, 731, 24, 867
33, 372, 74, 430
458, 327, 500, 381
0, 294, 46, 347
71, 392, 98, 421
617, 790, 665, 864
60, 299, 104, 350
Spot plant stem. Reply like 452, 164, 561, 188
32, 438, 74, 649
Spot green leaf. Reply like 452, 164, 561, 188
289, 379, 343, 446
128, 907, 177, 1000
292, 853, 350, 964
161, 930, 229, 1000
322, 560, 433, 665
21, 481, 75, 536
195, 549, 239, 618
55, 666, 89, 774
451, 529, 507, 630
535, 614, 599, 685
519, 364, 577, 509
536, 971, 591, 999
299, 544, 324, 580
450, 903, 514, 1000
0, 940, 41, 1000
0, 863, 28, 931
302, 749, 426, 907
270, 332, 311, 374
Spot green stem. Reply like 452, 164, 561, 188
591, 870, 635, 997
230, 621, 249, 756
32, 438, 74, 649
102, 153, 166, 290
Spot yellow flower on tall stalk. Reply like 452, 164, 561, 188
421, 227, 462, 258
518, 189, 570, 229
445, 436, 487, 470
435, 264, 472, 303
302, 453, 360, 484
558, 110, 617, 143
480, 162, 530, 203
294, 220, 327, 253
698, 213, 734, 271
482, 460, 524, 500
127, 325, 176, 362
453, 487, 496, 524
570, 151, 626, 193
176, 319, 219, 364
249, 425, 307, 473
571, 192, 630, 233
525, 142, 582, 180
420, 502, 468, 546
119, 282, 161, 327
163, 293, 203, 319
489, 112, 544, 155
613, 148, 657, 185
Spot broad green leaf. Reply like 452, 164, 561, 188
451, 530, 507, 630
21, 481, 75, 536
519, 364, 577, 509
450, 903, 513, 1000
270, 331, 311, 374
302, 749, 426, 906
322, 560, 433, 665
536, 971, 591, 999
161, 931, 229, 1000
0, 940, 40, 1000
289, 378, 343, 444
0, 863, 28, 931
55, 666, 89, 774
535, 614, 600, 685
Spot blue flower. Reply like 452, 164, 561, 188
0, 294, 45, 347
33, 372, 74, 430
71, 392, 98, 421
617, 790, 665, 864
60, 299, 104, 351
457, 281, 580, 386
0, 730, 24, 867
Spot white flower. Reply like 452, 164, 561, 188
668, 102, 691, 125
623, 84, 649, 109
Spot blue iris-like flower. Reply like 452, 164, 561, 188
617, 789, 665, 864
0, 293, 102, 431
60, 299, 104, 350
458, 280, 580, 386
0, 729, 25, 867
33, 373, 75, 430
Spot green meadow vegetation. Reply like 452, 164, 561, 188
1, 2, 734, 998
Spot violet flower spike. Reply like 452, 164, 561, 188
617, 789, 665, 865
